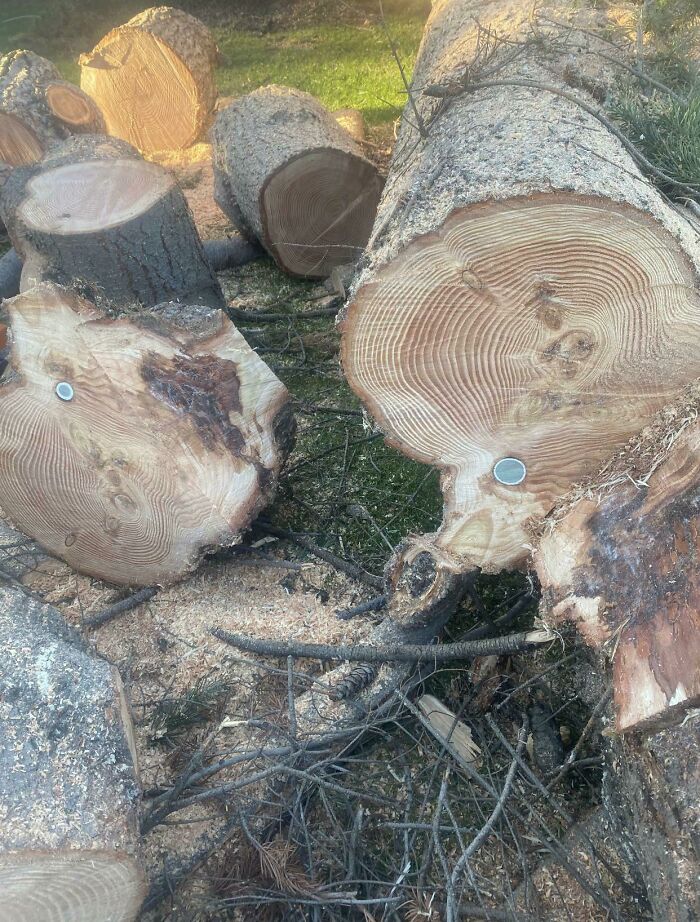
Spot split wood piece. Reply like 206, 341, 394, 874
340, 0, 700, 576
212, 85, 384, 278
535, 387, 700, 733
80, 6, 219, 154
0, 584, 144, 922
0, 50, 104, 168
0, 283, 293, 586
0, 134, 224, 308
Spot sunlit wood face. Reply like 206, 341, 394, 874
18, 160, 174, 235
343, 196, 700, 570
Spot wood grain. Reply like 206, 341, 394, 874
0, 284, 291, 586
343, 196, 700, 571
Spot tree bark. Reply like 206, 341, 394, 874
0, 584, 145, 922
79, 6, 219, 154
212, 85, 384, 278
0, 134, 224, 309
0, 50, 104, 169
0, 283, 293, 586
340, 0, 700, 576
535, 386, 700, 733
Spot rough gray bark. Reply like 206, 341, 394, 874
0, 584, 145, 922
0, 247, 21, 299
0, 134, 224, 309
212, 85, 384, 278
79, 6, 219, 154
341, 0, 700, 577
605, 725, 700, 922
0, 50, 104, 168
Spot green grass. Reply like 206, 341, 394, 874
221, 259, 443, 574
215, 18, 421, 126
1, 2, 425, 127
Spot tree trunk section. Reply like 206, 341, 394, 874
535, 386, 700, 733
0, 584, 145, 922
79, 6, 219, 154
212, 85, 384, 278
340, 0, 700, 576
0, 50, 104, 168
0, 283, 293, 586
0, 135, 224, 309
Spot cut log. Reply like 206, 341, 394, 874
0, 135, 224, 309
212, 86, 384, 278
0, 50, 104, 168
535, 386, 700, 733
340, 0, 700, 575
0, 283, 293, 586
0, 584, 144, 921
80, 6, 219, 154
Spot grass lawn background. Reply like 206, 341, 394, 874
0, 0, 428, 127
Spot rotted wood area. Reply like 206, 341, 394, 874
341, 0, 700, 577
535, 387, 700, 733
0, 585, 144, 922
0, 283, 293, 586
0, 134, 224, 309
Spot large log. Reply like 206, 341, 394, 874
0, 283, 293, 586
535, 386, 700, 733
0, 135, 224, 309
0, 585, 144, 921
80, 6, 219, 154
212, 85, 384, 278
0, 50, 104, 169
340, 0, 700, 576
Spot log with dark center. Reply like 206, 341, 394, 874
0, 284, 293, 586
535, 385, 700, 733
213, 85, 384, 278
79, 6, 219, 154
0, 50, 104, 168
0, 135, 224, 308
0, 585, 144, 921
340, 0, 700, 577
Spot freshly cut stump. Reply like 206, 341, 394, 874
0, 284, 293, 586
536, 387, 700, 733
0, 50, 103, 168
0, 135, 224, 308
341, 0, 700, 574
0, 585, 144, 922
80, 6, 219, 154
213, 86, 384, 278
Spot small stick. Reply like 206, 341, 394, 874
256, 522, 384, 590
546, 684, 612, 791
83, 586, 157, 629
210, 625, 554, 664
336, 593, 388, 621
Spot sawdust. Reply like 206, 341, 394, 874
148, 142, 232, 240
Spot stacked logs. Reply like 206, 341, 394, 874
0, 50, 104, 171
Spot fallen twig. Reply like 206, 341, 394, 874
210, 626, 555, 664
83, 586, 158, 629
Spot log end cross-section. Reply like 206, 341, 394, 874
0, 284, 292, 586
342, 197, 700, 573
